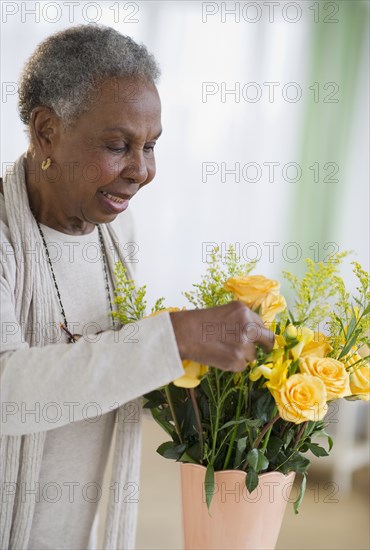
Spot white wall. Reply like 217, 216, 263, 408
1, 1, 368, 308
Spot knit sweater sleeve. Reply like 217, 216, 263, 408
0, 199, 185, 436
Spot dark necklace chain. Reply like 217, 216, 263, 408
34, 218, 117, 343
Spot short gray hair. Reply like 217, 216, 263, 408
18, 25, 160, 127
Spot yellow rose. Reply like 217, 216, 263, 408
273, 373, 328, 424
300, 332, 333, 358
173, 360, 208, 388
225, 275, 280, 302
349, 364, 370, 401
224, 275, 286, 324
299, 356, 351, 400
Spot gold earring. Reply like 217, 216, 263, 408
41, 157, 52, 171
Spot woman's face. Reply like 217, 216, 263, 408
37, 77, 162, 228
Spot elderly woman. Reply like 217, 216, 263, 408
0, 26, 273, 550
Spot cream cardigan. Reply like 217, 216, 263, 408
0, 155, 184, 549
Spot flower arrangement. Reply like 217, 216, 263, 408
113, 248, 369, 512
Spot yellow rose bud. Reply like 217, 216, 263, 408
299, 356, 351, 400
349, 364, 370, 401
224, 275, 286, 324
173, 360, 208, 389
285, 325, 298, 340
273, 373, 328, 424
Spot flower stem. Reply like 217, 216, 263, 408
210, 371, 221, 465
293, 422, 307, 449
223, 386, 244, 470
261, 406, 278, 453
253, 413, 280, 449
164, 385, 183, 445
188, 388, 204, 463
247, 378, 253, 417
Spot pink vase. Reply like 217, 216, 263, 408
180, 463, 295, 550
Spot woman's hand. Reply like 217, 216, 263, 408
170, 301, 274, 372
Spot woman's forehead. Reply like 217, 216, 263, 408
74, 78, 162, 137
95, 77, 160, 106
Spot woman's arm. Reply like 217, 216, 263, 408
1, 309, 184, 436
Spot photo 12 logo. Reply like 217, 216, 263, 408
202, 161, 339, 184
201, 2, 340, 24
202, 82, 340, 104
201, 241, 341, 264
1, 2, 140, 24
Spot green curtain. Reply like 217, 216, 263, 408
287, 1, 367, 270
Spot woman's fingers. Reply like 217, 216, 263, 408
170, 301, 275, 373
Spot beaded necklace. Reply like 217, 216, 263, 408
34, 218, 117, 343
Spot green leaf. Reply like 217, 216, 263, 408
346, 315, 357, 338
339, 328, 362, 358
281, 453, 310, 474
156, 441, 173, 457
319, 431, 334, 452
253, 392, 276, 423
266, 436, 283, 459
156, 441, 187, 460
247, 449, 269, 472
151, 408, 176, 439
294, 474, 307, 514
246, 449, 259, 470
143, 390, 166, 408
176, 400, 198, 437
234, 437, 248, 468
218, 417, 261, 432
284, 430, 294, 449
305, 442, 329, 458
205, 464, 215, 512
246, 469, 259, 493
181, 443, 201, 464
179, 452, 198, 464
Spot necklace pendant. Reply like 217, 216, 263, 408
60, 323, 82, 344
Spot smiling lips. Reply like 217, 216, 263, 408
98, 190, 132, 214
100, 190, 129, 203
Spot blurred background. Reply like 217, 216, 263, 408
1, 1, 369, 548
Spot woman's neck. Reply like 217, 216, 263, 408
24, 151, 96, 236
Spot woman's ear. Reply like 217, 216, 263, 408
29, 107, 61, 157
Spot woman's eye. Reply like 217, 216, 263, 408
107, 145, 127, 153
144, 144, 156, 152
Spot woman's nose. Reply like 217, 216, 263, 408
121, 152, 148, 184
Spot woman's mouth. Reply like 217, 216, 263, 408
98, 190, 130, 213
101, 190, 127, 203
